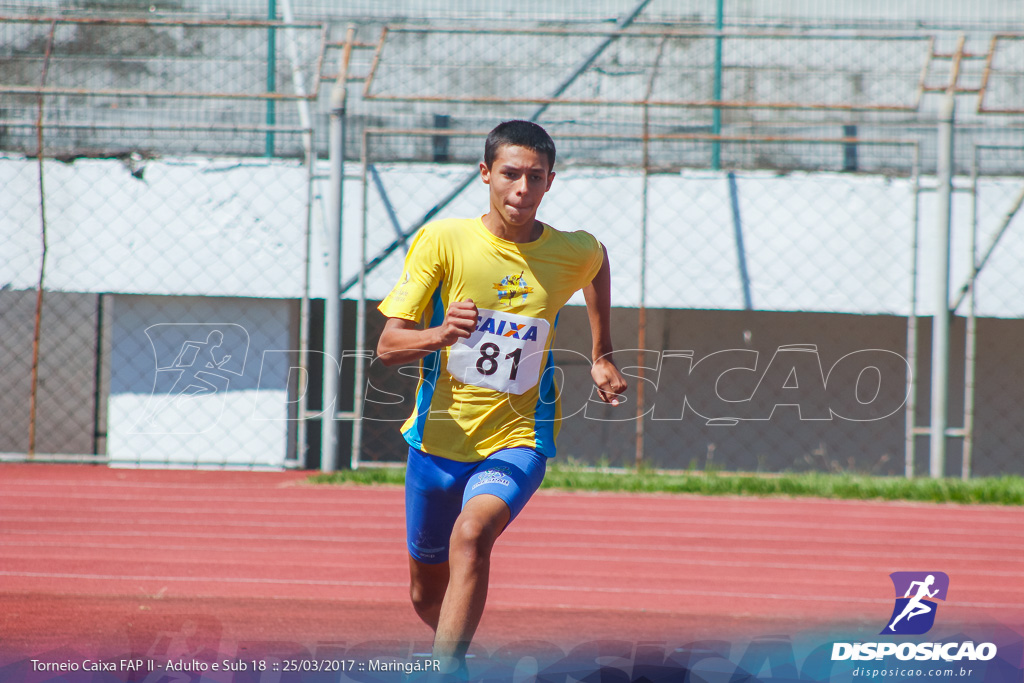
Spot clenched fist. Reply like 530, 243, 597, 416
436, 299, 479, 346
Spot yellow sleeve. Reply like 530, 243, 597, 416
377, 226, 445, 323
577, 230, 604, 288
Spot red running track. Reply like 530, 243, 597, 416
1, 463, 1022, 664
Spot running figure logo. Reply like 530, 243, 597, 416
133, 323, 249, 434
881, 572, 950, 635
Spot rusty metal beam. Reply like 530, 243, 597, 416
0, 85, 319, 101
977, 34, 1024, 114
0, 15, 323, 28
379, 24, 939, 40
362, 92, 919, 112
362, 126, 918, 147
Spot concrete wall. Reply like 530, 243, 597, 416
0, 291, 300, 468
0, 290, 101, 455
106, 294, 299, 468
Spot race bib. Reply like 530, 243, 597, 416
446, 308, 550, 394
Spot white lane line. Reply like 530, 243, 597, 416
2, 538, 1020, 569
0, 491, 400, 506
0, 529, 401, 544
3, 508, 1020, 539
0, 504, 402, 518
0, 570, 403, 589
1, 515, 404, 531
0, 571, 1018, 613
2, 528, 1022, 558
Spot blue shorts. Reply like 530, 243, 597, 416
405, 446, 547, 564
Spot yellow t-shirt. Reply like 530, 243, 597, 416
378, 216, 604, 462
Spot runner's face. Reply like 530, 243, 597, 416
481, 145, 554, 229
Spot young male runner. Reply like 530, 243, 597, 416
376, 120, 627, 676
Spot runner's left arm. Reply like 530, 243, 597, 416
582, 244, 628, 406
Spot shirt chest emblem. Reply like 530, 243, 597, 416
493, 271, 534, 306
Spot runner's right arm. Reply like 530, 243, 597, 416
377, 299, 478, 366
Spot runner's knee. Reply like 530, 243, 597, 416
410, 580, 444, 613
449, 516, 498, 562
409, 568, 446, 612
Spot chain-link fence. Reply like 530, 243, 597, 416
958, 144, 1024, 478
2, 7, 1023, 475
1, 15, 323, 468
0, 155, 317, 467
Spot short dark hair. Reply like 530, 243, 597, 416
484, 120, 556, 171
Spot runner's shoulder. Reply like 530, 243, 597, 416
421, 217, 476, 239
543, 224, 601, 256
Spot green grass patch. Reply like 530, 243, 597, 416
541, 467, 1024, 504
309, 467, 406, 487
308, 465, 1024, 505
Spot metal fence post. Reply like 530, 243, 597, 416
711, 0, 725, 170
322, 41, 350, 472
929, 93, 955, 478
962, 145, 979, 480
265, 0, 277, 157
905, 146, 921, 478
